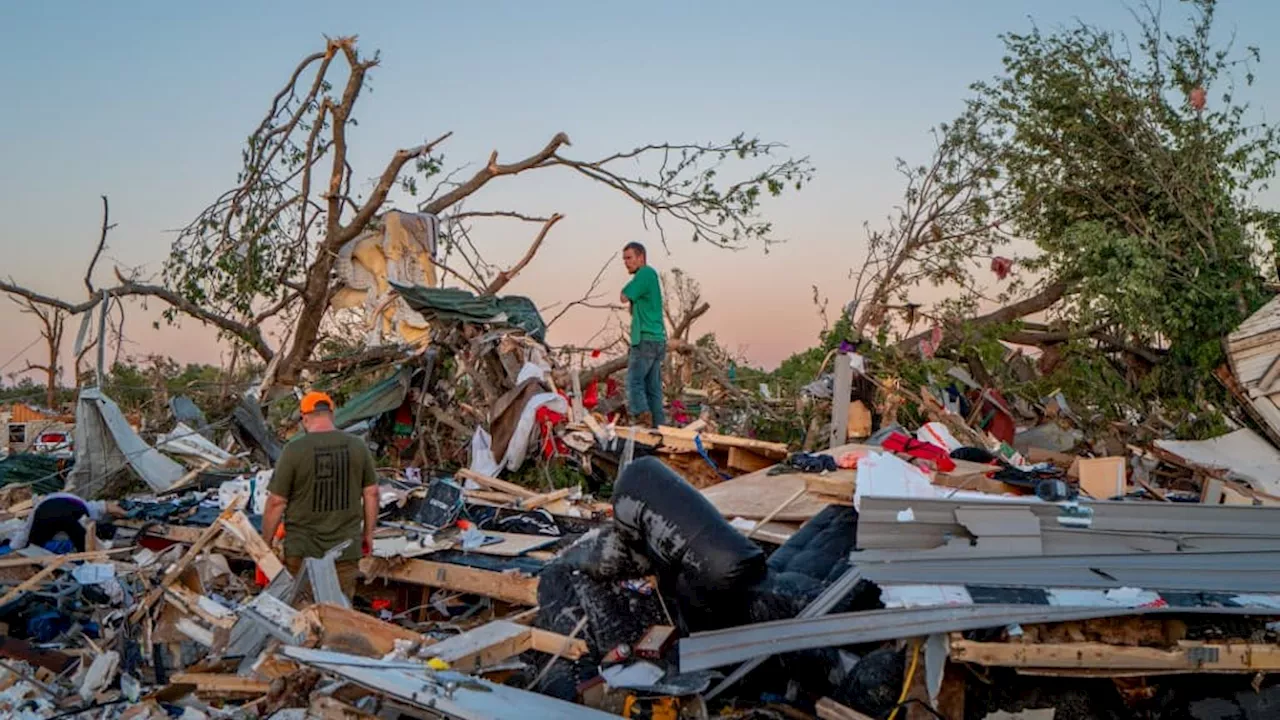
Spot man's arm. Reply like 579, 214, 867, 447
261, 493, 288, 548
362, 485, 379, 555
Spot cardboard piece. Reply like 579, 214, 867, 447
1078, 457, 1126, 500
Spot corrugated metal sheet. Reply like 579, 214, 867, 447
680, 602, 1270, 673
857, 496, 1280, 556
856, 551, 1280, 593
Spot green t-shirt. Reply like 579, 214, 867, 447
268, 430, 376, 562
623, 265, 666, 346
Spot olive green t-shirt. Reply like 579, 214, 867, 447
623, 265, 666, 346
268, 430, 376, 562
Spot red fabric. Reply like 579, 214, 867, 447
591, 349, 602, 358
991, 256, 1014, 280
605, 378, 620, 397
583, 380, 599, 409
536, 405, 568, 458
881, 432, 956, 472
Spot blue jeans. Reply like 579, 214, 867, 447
627, 341, 666, 425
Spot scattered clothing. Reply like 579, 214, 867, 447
772, 452, 839, 475
268, 431, 377, 563
881, 432, 957, 472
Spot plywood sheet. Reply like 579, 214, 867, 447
701, 444, 870, 522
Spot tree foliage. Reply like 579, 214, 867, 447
157, 36, 812, 393
972, 0, 1280, 370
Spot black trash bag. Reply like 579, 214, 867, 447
611, 457, 767, 629
829, 645, 906, 717
534, 559, 668, 700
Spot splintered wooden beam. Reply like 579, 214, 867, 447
303, 603, 431, 658
359, 557, 539, 606
220, 511, 284, 581
521, 487, 572, 510
951, 639, 1280, 672
726, 447, 774, 473
424, 620, 588, 672
170, 673, 271, 695
456, 469, 539, 499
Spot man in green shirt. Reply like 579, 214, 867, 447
620, 242, 667, 427
263, 391, 379, 602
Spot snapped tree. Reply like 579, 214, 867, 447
3, 36, 811, 398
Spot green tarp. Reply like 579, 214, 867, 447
392, 283, 547, 343
0, 454, 67, 495
335, 366, 413, 429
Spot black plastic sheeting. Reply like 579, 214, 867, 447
231, 396, 282, 465
612, 457, 766, 630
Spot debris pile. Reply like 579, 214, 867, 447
5, 293, 1280, 720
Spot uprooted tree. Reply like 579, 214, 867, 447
3, 36, 811, 398
844, 0, 1280, 421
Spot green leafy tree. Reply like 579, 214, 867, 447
972, 0, 1279, 380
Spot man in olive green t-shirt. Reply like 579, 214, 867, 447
619, 242, 666, 427
263, 391, 378, 601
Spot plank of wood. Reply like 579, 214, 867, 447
633, 625, 676, 660
804, 474, 856, 502
306, 603, 429, 658
656, 426, 789, 458
130, 506, 234, 624
170, 673, 271, 695
426, 620, 533, 672
701, 448, 868, 521
456, 469, 539, 499
115, 520, 246, 556
0, 555, 69, 607
359, 557, 538, 605
521, 487, 572, 510
0, 548, 130, 570
529, 628, 589, 660
727, 447, 774, 474
816, 697, 876, 720
951, 639, 1280, 671
220, 511, 284, 581
1201, 477, 1226, 504
465, 489, 521, 505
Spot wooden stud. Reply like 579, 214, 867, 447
220, 511, 284, 581
726, 447, 774, 474
816, 697, 876, 720
359, 557, 538, 606
170, 673, 271, 695
456, 469, 539, 499
951, 638, 1280, 672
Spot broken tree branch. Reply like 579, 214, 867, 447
483, 213, 564, 295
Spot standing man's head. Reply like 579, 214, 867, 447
300, 391, 337, 433
622, 242, 647, 275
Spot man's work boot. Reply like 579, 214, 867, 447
635, 412, 654, 428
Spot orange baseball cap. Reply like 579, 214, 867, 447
300, 391, 335, 414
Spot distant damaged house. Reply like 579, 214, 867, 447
2, 401, 73, 454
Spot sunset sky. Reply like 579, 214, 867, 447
4, 0, 1280, 385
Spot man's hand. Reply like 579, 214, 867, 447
619, 292, 628, 305
362, 533, 373, 557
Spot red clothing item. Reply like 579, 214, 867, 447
881, 432, 956, 472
